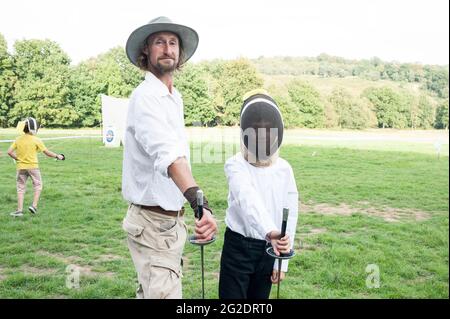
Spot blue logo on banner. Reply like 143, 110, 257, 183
106, 130, 114, 143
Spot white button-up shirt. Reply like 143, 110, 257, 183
122, 72, 189, 211
224, 153, 299, 271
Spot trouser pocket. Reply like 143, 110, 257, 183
122, 205, 186, 299
146, 258, 182, 299
122, 218, 144, 237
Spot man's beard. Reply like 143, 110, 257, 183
153, 57, 177, 74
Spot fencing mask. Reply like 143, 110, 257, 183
240, 92, 284, 166
25, 117, 38, 135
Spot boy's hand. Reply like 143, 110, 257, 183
267, 231, 291, 256
7, 148, 17, 161
56, 154, 65, 161
271, 270, 286, 283
194, 209, 217, 242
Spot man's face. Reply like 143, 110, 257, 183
145, 31, 180, 74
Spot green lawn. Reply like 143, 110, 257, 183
0, 132, 448, 298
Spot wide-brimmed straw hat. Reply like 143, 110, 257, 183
125, 16, 199, 67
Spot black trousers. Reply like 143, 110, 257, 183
219, 227, 275, 299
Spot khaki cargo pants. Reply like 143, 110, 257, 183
122, 204, 187, 299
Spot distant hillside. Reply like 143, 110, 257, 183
261, 74, 423, 98
251, 54, 449, 99
240, 55, 448, 129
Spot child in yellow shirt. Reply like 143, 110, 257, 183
7, 118, 65, 217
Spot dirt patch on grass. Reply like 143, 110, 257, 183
97, 254, 124, 262
307, 228, 327, 235
300, 202, 430, 222
36, 251, 115, 278
0, 267, 6, 280
67, 264, 115, 279
408, 275, 435, 284
37, 250, 81, 264
295, 227, 328, 254
20, 266, 58, 276
295, 241, 322, 254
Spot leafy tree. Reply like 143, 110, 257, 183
416, 94, 435, 129
435, 100, 449, 129
267, 85, 301, 128
0, 34, 15, 127
396, 90, 415, 129
69, 47, 143, 127
408, 95, 420, 129
424, 66, 449, 98
175, 63, 216, 126
363, 87, 410, 128
287, 80, 325, 128
329, 87, 374, 129
9, 39, 77, 127
95, 47, 142, 97
323, 100, 339, 128
69, 59, 105, 127
329, 87, 352, 128
196, 60, 227, 124
214, 59, 264, 125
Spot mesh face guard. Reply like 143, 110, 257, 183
26, 117, 38, 135
240, 94, 284, 163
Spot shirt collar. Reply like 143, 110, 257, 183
144, 71, 181, 99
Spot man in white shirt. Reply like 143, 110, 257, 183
219, 90, 299, 299
121, 16, 217, 299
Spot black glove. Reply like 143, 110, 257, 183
183, 186, 213, 218
59, 154, 65, 161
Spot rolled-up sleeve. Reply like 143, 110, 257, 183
133, 94, 187, 178
274, 165, 299, 272
225, 157, 278, 239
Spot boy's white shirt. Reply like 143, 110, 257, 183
224, 152, 299, 272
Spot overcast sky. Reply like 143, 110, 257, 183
0, 0, 448, 65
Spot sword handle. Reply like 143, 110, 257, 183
280, 208, 289, 257
281, 207, 289, 237
196, 190, 203, 220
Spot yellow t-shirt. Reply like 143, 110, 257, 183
11, 134, 47, 170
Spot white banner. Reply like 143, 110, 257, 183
101, 94, 129, 147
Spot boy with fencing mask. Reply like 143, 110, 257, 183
219, 90, 299, 299
8, 117, 65, 217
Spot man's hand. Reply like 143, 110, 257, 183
271, 270, 286, 284
267, 231, 290, 256
56, 154, 64, 160
194, 208, 217, 242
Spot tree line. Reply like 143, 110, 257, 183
0, 34, 448, 129
252, 55, 449, 99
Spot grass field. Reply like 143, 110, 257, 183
0, 129, 448, 298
